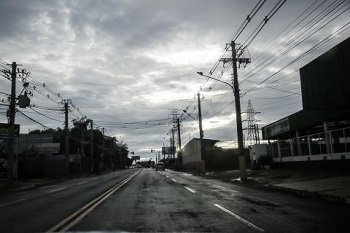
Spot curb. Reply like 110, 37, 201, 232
13, 180, 63, 192
268, 184, 349, 205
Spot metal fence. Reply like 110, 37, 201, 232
269, 127, 350, 158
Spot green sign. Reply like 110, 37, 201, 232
263, 118, 290, 138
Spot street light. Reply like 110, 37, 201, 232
197, 71, 247, 181
197, 72, 233, 88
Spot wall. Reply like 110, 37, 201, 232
300, 37, 350, 110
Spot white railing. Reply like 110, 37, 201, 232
268, 126, 350, 159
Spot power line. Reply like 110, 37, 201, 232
200, 0, 267, 91
240, 0, 348, 84
243, 19, 350, 95
238, 0, 287, 55
17, 109, 48, 129
29, 107, 63, 122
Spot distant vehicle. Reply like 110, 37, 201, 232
155, 162, 165, 171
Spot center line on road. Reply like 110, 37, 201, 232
0, 198, 27, 208
48, 187, 67, 193
212, 184, 238, 194
214, 204, 265, 232
184, 186, 196, 193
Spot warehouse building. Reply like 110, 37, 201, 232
261, 37, 350, 167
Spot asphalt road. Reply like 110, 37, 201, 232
0, 168, 350, 232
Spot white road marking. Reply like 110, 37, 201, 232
46, 171, 139, 233
77, 181, 87, 185
0, 198, 26, 208
214, 204, 265, 232
212, 184, 238, 194
48, 187, 67, 193
184, 186, 196, 193
171, 178, 177, 183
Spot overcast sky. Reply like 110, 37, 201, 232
0, 0, 349, 159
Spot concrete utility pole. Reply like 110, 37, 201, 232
177, 118, 181, 150
231, 41, 247, 181
197, 92, 205, 173
90, 120, 94, 172
64, 100, 69, 159
7, 62, 17, 181
254, 124, 260, 144
171, 128, 176, 159
102, 127, 105, 157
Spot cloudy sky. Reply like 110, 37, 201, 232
0, 0, 349, 159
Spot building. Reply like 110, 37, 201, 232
181, 138, 247, 171
261, 37, 350, 167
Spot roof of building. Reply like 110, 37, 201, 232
262, 108, 350, 139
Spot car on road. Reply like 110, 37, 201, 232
155, 162, 165, 171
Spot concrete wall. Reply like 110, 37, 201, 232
249, 144, 268, 166
182, 139, 201, 165
181, 138, 250, 171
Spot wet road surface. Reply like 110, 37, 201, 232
1, 168, 350, 232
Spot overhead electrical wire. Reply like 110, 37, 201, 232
251, 0, 323, 62
17, 109, 48, 129
200, 0, 268, 91
29, 107, 63, 123
177, 0, 270, 135
238, 0, 287, 56
97, 118, 169, 126
240, 0, 348, 84
243, 20, 350, 95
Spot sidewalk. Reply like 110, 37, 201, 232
205, 168, 350, 204
0, 170, 117, 193
0, 178, 63, 193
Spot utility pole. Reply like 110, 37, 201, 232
231, 41, 247, 181
90, 120, 94, 172
171, 128, 176, 159
177, 118, 181, 150
7, 62, 17, 182
64, 100, 69, 159
102, 127, 105, 157
197, 92, 205, 174
254, 124, 260, 144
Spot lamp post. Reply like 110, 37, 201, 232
197, 71, 247, 181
